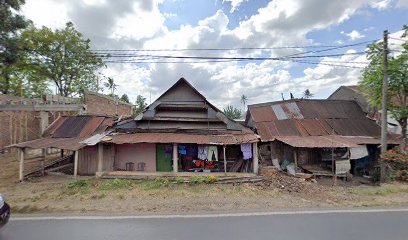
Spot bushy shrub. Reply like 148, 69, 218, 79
381, 149, 408, 182
204, 175, 218, 184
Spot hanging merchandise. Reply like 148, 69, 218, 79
178, 145, 187, 155
207, 146, 218, 161
198, 146, 209, 160
240, 143, 253, 160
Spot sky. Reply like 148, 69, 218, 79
21, 0, 408, 111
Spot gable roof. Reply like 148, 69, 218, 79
246, 99, 389, 146
123, 77, 250, 133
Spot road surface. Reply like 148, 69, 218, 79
1, 209, 408, 240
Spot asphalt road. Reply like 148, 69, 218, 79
1, 209, 408, 240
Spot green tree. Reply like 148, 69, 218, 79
104, 77, 117, 95
134, 95, 147, 115
22, 22, 104, 97
240, 94, 248, 112
303, 89, 314, 99
360, 25, 408, 150
0, 0, 29, 94
223, 105, 242, 119
120, 93, 130, 103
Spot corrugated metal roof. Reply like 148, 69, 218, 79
52, 116, 108, 138
11, 137, 86, 151
11, 115, 115, 150
275, 136, 359, 148
248, 99, 385, 145
104, 132, 258, 145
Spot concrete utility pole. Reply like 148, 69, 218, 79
380, 30, 388, 183
381, 30, 389, 154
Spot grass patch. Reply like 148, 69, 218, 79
351, 184, 408, 196
99, 179, 133, 190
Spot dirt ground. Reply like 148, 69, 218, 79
1, 152, 408, 215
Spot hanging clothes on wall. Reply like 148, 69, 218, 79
240, 143, 253, 160
178, 145, 187, 155
207, 146, 218, 161
198, 146, 208, 160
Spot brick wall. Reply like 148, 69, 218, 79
84, 92, 133, 116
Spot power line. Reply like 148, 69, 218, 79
91, 39, 377, 53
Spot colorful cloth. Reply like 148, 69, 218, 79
198, 146, 208, 160
240, 143, 253, 160
178, 145, 186, 155
207, 146, 218, 161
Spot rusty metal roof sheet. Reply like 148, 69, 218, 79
248, 99, 385, 144
51, 115, 109, 138
104, 132, 258, 145
11, 137, 86, 151
275, 136, 360, 148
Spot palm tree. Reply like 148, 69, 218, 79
104, 77, 118, 95
303, 89, 314, 99
241, 94, 248, 112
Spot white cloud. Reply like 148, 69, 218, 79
21, 0, 393, 106
223, 0, 247, 13
22, 0, 70, 29
371, 0, 392, 10
341, 30, 365, 41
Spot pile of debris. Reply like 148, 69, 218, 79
259, 166, 316, 193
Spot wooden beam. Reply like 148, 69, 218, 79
42, 148, 47, 176
173, 143, 178, 173
253, 142, 259, 174
223, 145, 227, 175
74, 150, 79, 177
97, 143, 103, 174
19, 148, 25, 181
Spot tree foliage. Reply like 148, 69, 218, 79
223, 105, 242, 119
120, 93, 130, 103
133, 95, 147, 116
360, 25, 408, 148
22, 22, 104, 97
0, 0, 30, 94
303, 89, 314, 99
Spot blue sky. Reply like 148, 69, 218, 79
22, 0, 408, 109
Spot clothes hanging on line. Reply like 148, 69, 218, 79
207, 146, 218, 161
178, 145, 187, 155
198, 146, 208, 160
240, 143, 253, 160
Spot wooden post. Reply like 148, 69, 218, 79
294, 148, 298, 168
61, 149, 64, 158
19, 148, 25, 181
253, 142, 259, 174
42, 148, 47, 176
173, 143, 178, 173
74, 150, 79, 177
270, 142, 273, 165
97, 143, 103, 174
223, 145, 227, 175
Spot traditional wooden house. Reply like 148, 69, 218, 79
12, 78, 259, 180
245, 99, 400, 177
90, 78, 259, 176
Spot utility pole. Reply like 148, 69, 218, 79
380, 30, 388, 183
381, 30, 389, 154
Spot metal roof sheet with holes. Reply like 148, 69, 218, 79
10, 115, 115, 150
248, 99, 386, 145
